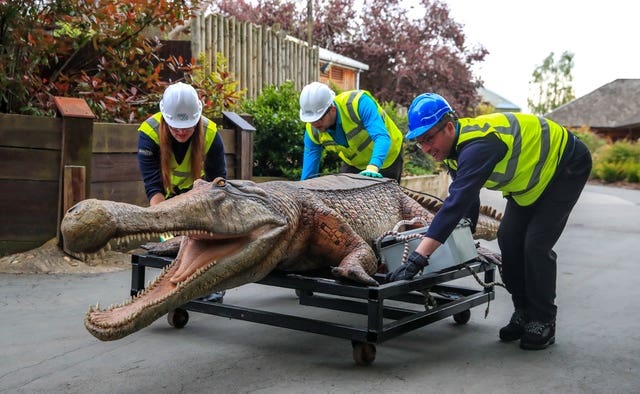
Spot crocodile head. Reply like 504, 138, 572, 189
61, 178, 291, 340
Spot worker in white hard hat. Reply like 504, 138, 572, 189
137, 81, 227, 302
138, 82, 227, 204
298, 82, 404, 182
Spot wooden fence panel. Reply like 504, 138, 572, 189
0, 114, 62, 253
0, 114, 61, 149
89, 122, 146, 205
0, 179, 58, 250
191, 13, 319, 100
0, 147, 60, 181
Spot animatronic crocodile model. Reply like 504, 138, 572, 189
61, 174, 501, 341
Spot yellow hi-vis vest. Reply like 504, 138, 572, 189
138, 112, 218, 197
443, 112, 569, 206
305, 90, 403, 169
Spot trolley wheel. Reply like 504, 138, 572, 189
351, 341, 376, 366
453, 309, 471, 324
295, 289, 313, 298
167, 308, 189, 328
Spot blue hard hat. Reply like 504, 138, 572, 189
406, 93, 453, 140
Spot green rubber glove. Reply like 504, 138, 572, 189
359, 165, 383, 178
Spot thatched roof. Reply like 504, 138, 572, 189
546, 79, 640, 129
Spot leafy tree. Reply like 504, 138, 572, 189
207, 0, 303, 35
0, 0, 202, 122
208, 0, 357, 50
208, 0, 486, 112
527, 51, 575, 115
339, 0, 486, 112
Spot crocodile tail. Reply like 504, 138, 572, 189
402, 187, 502, 241
401, 188, 443, 214
479, 204, 503, 221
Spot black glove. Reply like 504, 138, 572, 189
386, 251, 430, 282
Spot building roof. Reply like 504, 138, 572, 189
318, 47, 369, 72
477, 87, 521, 112
545, 79, 640, 129
284, 34, 369, 72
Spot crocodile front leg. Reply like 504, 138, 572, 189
309, 212, 379, 286
330, 243, 379, 286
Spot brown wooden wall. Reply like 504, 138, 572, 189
0, 115, 62, 255
0, 111, 254, 256
320, 66, 359, 92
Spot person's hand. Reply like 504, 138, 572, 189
386, 251, 430, 282
359, 164, 383, 178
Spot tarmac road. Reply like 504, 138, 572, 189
1, 184, 639, 394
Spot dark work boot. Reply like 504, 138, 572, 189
520, 320, 556, 350
499, 309, 528, 342
199, 291, 225, 303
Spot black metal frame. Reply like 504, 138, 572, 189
130, 254, 495, 345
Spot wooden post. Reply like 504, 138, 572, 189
53, 97, 95, 247
63, 165, 86, 213
222, 111, 255, 180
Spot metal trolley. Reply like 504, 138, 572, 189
130, 253, 496, 365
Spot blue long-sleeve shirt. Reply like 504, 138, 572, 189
425, 132, 508, 243
300, 94, 392, 180
137, 131, 227, 200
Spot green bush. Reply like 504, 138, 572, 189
599, 140, 640, 163
241, 81, 301, 179
593, 161, 625, 182
622, 160, 640, 183
572, 126, 606, 154
591, 139, 640, 183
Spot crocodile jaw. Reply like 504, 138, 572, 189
84, 225, 288, 341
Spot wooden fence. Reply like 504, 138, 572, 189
190, 13, 320, 99
0, 107, 254, 256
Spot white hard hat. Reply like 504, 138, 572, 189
299, 82, 335, 123
159, 82, 203, 128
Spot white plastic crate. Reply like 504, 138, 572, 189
378, 219, 478, 275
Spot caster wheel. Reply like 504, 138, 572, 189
351, 341, 376, 366
453, 309, 471, 324
168, 308, 189, 328
295, 289, 313, 298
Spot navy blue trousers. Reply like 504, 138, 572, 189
498, 138, 592, 322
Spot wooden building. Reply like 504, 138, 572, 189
318, 48, 369, 91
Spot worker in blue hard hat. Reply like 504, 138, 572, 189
298, 82, 404, 182
386, 92, 592, 351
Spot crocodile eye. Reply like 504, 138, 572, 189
213, 177, 226, 187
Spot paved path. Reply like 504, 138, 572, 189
1, 184, 639, 393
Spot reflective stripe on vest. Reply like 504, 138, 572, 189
139, 112, 217, 196
306, 90, 403, 169
443, 112, 568, 206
